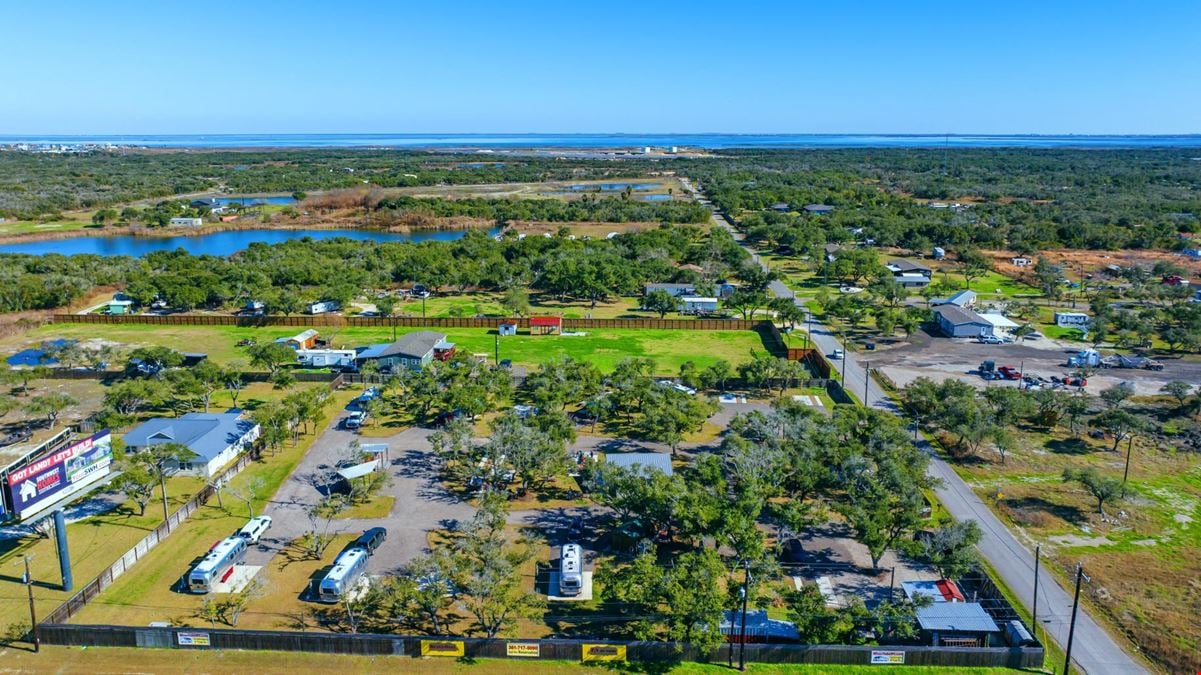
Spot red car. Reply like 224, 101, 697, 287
996, 366, 1021, 380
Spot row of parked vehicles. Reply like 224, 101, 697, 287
317, 528, 386, 603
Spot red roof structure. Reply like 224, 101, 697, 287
936, 579, 966, 602
529, 317, 562, 327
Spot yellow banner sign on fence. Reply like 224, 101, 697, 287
420, 640, 465, 657
581, 643, 626, 661
506, 642, 540, 657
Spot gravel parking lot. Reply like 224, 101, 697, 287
868, 330, 1201, 395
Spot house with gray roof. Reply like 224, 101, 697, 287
123, 411, 260, 478
803, 204, 834, 215
644, 282, 697, 297
930, 289, 976, 309
372, 331, 451, 372
934, 305, 994, 338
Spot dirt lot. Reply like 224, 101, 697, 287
869, 329, 1201, 396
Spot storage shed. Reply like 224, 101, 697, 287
498, 322, 518, 336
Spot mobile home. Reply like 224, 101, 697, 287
678, 296, 719, 314
317, 546, 370, 603
187, 535, 248, 593
295, 349, 357, 369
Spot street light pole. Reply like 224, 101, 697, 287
22, 555, 39, 652
864, 362, 870, 404
1064, 562, 1089, 675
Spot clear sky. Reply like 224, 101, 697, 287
1, 0, 1198, 135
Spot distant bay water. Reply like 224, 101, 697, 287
3, 133, 1201, 149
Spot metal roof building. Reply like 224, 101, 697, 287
605, 452, 673, 475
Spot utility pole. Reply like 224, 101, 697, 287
22, 555, 39, 652
1031, 544, 1041, 644
1064, 562, 1089, 675
494, 333, 499, 365
1017, 360, 1024, 389
1122, 434, 1134, 494
737, 559, 751, 671
863, 362, 870, 404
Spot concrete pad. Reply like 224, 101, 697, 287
547, 570, 593, 601
209, 565, 262, 594
792, 394, 824, 409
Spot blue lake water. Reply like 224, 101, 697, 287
570, 183, 660, 191
5, 133, 1201, 149
0, 227, 501, 258
215, 196, 296, 206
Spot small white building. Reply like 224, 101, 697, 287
169, 217, 204, 227
1011, 257, 1032, 267
678, 296, 719, 314
1054, 312, 1091, 328
307, 301, 339, 315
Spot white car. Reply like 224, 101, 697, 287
830, 349, 844, 360
238, 515, 272, 544
978, 335, 1005, 345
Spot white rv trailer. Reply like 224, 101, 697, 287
317, 546, 370, 603
559, 543, 583, 596
187, 534, 248, 593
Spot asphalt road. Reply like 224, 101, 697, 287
684, 178, 1147, 675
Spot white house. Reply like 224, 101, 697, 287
169, 217, 204, 227
123, 411, 260, 479
1054, 312, 1091, 328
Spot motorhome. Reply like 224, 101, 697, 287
187, 535, 248, 593
317, 546, 370, 603
559, 543, 583, 596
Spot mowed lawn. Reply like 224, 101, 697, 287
0, 647, 1024, 675
8, 324, 770, 374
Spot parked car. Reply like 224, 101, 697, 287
499, 359, 513, 369
978, 335, 1004, 345
237, 515, 272, 544
997, 366, 1021, 380
343, 410, 369, 429
354, 527, 387, 554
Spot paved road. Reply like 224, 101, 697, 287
683, 178, 1147, 675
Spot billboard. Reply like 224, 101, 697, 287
420, 640, 464, 657
6, 431, 113, 520
581, 644, 626, 661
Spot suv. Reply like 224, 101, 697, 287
238, 515, 272, 544
354, 527, 387, 554
343, 410, 369, 429
978, 335, 1004, 345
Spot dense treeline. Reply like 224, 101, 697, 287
689, 148, 1201, 253
0, 225, 747, 312
375, 195, 709, 224
0, 150, 665, 219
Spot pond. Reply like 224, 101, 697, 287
215, 196, 297, 206
0, 227, 502, 258
569, 183, 660, 192
639, 194, 673, 201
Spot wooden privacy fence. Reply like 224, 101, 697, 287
41, 452, 255, 626
50, 313, 761, 331
37, 624, 1042, 669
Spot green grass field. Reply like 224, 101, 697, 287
7, 324, 770, 374
0, 646, 1025, 675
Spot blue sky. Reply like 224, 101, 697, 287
1, 0, 1198, 134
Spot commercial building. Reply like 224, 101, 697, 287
123, 411, 260, 479
934, 305, 994, 338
